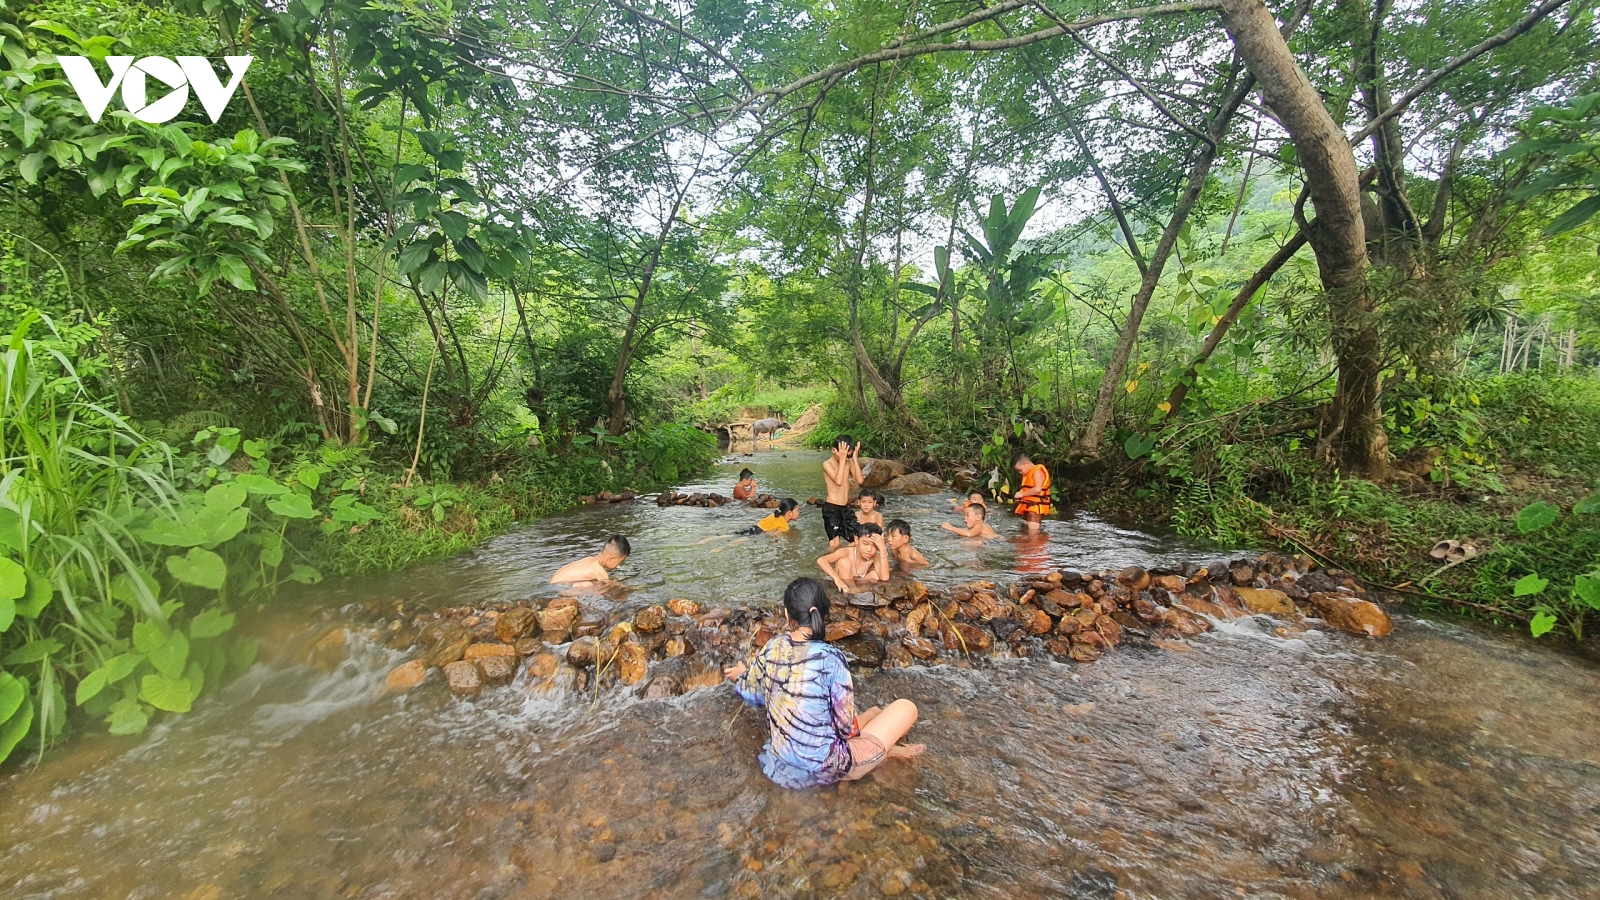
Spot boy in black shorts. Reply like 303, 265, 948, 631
821, 435, 864, 549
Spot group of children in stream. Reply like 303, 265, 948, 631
545, 436, 1054, 790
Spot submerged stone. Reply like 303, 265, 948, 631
1309, 592, 1393, 637
835, 633, 885, 667
383, 660, 428, 694
443, 660, 481, 695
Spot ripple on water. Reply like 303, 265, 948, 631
2, 454, 1599, 898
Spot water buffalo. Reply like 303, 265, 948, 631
749, 417, 789, 450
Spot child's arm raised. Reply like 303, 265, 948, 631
870, 534, 890, 583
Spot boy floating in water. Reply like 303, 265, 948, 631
723, 577, 923, 789
821, 435, 864, 549
884, 519, 929, 569
1012, 451, 1053, 533
951, 491, 987, 514
854, 488, 885, 535
817, 524, 890, 593
549, 535, 631, 585
732, 468, 757, 501
942, 502, 997, 540
697, 499, 802, 552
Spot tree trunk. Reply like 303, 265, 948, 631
1071, 72, 1251, 457
1219, 0, 1386, 478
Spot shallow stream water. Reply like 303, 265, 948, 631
3, 452, 1598, 899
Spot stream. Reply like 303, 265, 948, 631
2, 451, 1598, 899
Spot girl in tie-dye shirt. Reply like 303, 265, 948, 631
724, 578, 924, 789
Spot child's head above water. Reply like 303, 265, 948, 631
964, 503, 987, 524
1012, 451, 1033, 473
783, 577, 830, 640
967, 491, 987, 507
834, 434, 857, 454
885, 518, 911, 547
857, 488, 882, 511
777, 497, 800, 520
599, 535, 631, 568
738, 468, 754, 482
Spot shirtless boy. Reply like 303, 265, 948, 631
821, 435, 864, 549
942, 503, 997, 540
884, 519, 929, 569
549, 535, 631, 585
854, 488, 885, 534
817, 524, 890, 593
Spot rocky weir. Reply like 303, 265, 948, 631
353, 551, 1394, 701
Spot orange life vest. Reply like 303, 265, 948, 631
1015, 464, 1053, 516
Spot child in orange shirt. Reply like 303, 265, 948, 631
1012, 452, 1052, 533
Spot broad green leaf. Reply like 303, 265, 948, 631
185, 660, 205, 701
216, 255, 255, 291
0, 556, 25, 602
0, 691, 32, 761
289, 564, 323, 585
147, 629, 189, 679
138, 517, 208, 547
107, 695, 149, 735
206, 482, 248, 511
297, 466, 321, 491
0, 508, 24, 551
105, 652, 144, 683
196, 505, 249, 547
0, 597, 12, 633
132, 621, 168, 654
139, 674, 192, 713
233, 473, 287, 495
259, 531, 284, 568
267, 494, 316, 519
241, 439, 268, 459
3, 637, 61, 665
1530, 611, 1557, 637
112, 569, 161, 609
1574, 492, 1600, 515
1513, 574, 1548, 596
227, 637, 259, 675
166, 548, 227, 590
1516, 501, 1559, 534
189, 607, 235, 639
0, 672, 23, 723
1574, 574, 1600, 610
17, 569, 51, 618
75, 667, 109, 705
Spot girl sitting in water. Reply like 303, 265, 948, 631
723, 577, 923, 789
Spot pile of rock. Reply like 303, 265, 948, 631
656, 490, 730, 507
580, 490, 637, 505
374, 552, 1392, 701
859, 458, 947, 495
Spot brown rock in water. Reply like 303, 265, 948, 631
514, 637, 541, 656
606, 622, 633, 646
383, 660, 428, 694
825, 620, 861, 642
667, 598, 700, 617
1229, 563, 1257, 586
572, 612, 607, 638
309, 628, 349, 671
835, 633, 885, 667
425, 632, 473, 668
1152, 574, 1186, 595
617, 642, 649, 684
1165, 606, 1212, 636
902, 635, 939, 660
950, 623, 992, 653
443, 660, 481, 694
567, 637, 597, 668
1023, 607, 1054, 635
1044, 639, 1072, 659
860, 458, 911, 488
526, 651, 560, 681
1068, 641, 1102, 663
1095, 615, 1123, 647
477, 654, 516, 685
664, 636, 691, 657
750, 625, 778, 650
464, 642, 517, 661
632, 605, 667, 633
1176, 591, 1231, 620
883, 642, 913, 668
1076, 628, 1108, 650
1308, 592, 1393, 637
903, 603, 934, 638
1117, 566, 1151, 591
546, 596, 579, 613
886, 472, 945, 494
496, 607, 539, 643
1055, 615, 1081, 637
537, 606, 577, 643
385, 623, 420, 650
1234, 587, 1295, 616
972, 592, 1010, 621
1133, 596, 1163, 623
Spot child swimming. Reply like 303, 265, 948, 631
884, 519, 929, 569
723, 577, 923, 789
941, 502, 998, 540
817, 523, 890, 593
732, 468, 756, 501
695, 499, 801, 552
549, 535, 631, 584
821, 435, 864, 549
950, 491, 988, 513
854, 488, 885, 536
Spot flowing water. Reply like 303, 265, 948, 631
3, 452, 1599, 899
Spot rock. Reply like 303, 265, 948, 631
1057, 570, 1083, 587
990, 617, 1023, 643
1297, 571, 1340, 594
1095, 615, 1123, 647
526, 651, 561, 680
1152, 574, 1186, 595
632, 605, 667, 633
640, 670, 684, 699
1308, 592, 1393, 637
617, 642, 649, 684
464, 642, 517, 661
1068, 641, 1101, 663
537, 606, 577, 643
383, 660, 428, 694
835, 633, 885, 667
860, 457, 911, 488
1234, 587, 1295, 616
496, 607, 540, 643
1044, 639, 1072, 659
667, 598, 700, 617
664, 636, 691, 657
477, 654, 516, 684
902, 635, 939, 660
1165, 606, 1212, 636
825, 620, 861, 642
950, 622, 992, 653
309, 628, 348, 671
885, 472, 945, 495
1116, 566, 1151, 591
425, 631, 473, 668
1055, 615, 1081, 637
1023, 607, 1054, 635
514, 637, 541, 656
1133, 596, 1163, 623
567, 637, 597, 668
443, 660, 481, 695
883, 642, 913, 668
1229, 563, 1256, 586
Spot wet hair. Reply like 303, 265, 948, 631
603, 535, 631, 557
738, 468, 754, 480
776, 498, 799, 515
858, 488, 883, 505
966, 503, 988, 520
1011, 451, 1032, 466
784, 577, 829, 640
857, 522, 884, 536
834, 434, 857, 451
968, 491, 986, 503
885, 519, 911, 538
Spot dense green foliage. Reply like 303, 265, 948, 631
1, 0, 1598, 763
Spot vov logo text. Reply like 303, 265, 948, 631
58, 56, 253, 124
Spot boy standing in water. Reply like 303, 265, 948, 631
732, 468, 756, 501
1012, 451, 1053, 534
822, 435, 864, 549
549, 535, 631, 584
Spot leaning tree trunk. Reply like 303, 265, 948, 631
1219, 0, 1387, 478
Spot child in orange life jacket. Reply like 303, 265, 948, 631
1012, 451, 1053, 534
